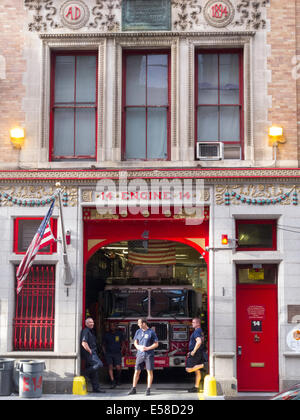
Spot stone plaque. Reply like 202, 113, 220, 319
122, 0, 171, 31
204, 0, 235, 28
60, 0, 90, 30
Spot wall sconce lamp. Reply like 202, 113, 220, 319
10, 127, 25, 149
268, 125, 285, 147
221, 234, 229, 245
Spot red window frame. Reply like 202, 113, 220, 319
14, 217, 57, 254
195, 49, 244, 159
49, 51, 98, 161
122, 49, 171, 161
14, 265, 55, 351
235, 219, 277, 251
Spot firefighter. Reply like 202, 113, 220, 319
81, 317, 106, 393
128, 318, 159, 396
102, 322, 125, 388
185, 317, 207, 393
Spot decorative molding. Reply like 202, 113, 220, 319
234, 0, 270, 30
172, 0, 202, 31
2, 168, 300, 183
24, 0, 121, 32
24, 0, 270, 33
215, 184, 298, 206
0, 185, 78, 207
89, 0, 121, 32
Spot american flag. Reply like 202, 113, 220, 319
128, 240, 176, 265
16, 201, 55, 294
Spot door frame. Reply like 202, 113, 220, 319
235, 264, 279, 392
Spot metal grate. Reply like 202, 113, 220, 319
14, 265, 55, 351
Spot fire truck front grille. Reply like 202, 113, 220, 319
149, 322, 168, 341
130, 322, 168, 341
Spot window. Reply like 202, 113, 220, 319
236, 220, 277, 251
122, 51, 170, 160
14, 265, 55, 351
196, 50, 243, 159
50, 52, 97, 160
14, 218, 57, 254
237, 264, 277, 285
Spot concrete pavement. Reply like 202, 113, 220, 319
0, 382, 225, 400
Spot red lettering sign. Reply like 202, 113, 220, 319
22, 377, 30, 392
32, 376, 43, 392
211, 4, 229, 19
65, 6, 81, 21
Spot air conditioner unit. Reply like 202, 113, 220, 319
196, 142, 224, 160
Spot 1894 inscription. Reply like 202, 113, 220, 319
122, 0, 171, 31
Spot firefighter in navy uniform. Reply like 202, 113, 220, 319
81, 317, 106, 393
185, 317, 207, 392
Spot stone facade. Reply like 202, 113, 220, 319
0, 0, 300, 395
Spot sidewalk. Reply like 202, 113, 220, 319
0, 383, 225, 400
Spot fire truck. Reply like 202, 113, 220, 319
102, 284, 204, 369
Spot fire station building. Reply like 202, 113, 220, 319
1, 0, 300, 396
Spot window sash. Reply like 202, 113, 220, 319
123, 52, 170, 161
196, 51, 243, 158
51, 53, 97, 160
14, 218, 57, 254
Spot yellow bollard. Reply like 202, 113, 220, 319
72, 376, 88, 395
203, 375, 217, 397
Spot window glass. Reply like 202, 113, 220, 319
237, 265, 277, 284
196, 51, 242, 159
124, 52, 169, 160
198, 54, 218, 104
237, 221, 276, 250
126, 108, 146, 159
54, 56, 75, 103
51, 53, 97, 160
151, 289, 189, 317
219, 54, 239, 104
197, 106, 218, 141
147, 108, 167, 159
126, 55, 146, 106
147, 54, 168, 106
76, 55, 96, 103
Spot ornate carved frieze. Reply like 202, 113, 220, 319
0, 185, 78, 207
215, 184, 298, 206
24, 0, 270, 32
24, 0, 121, 32
172, 0, 202, 31
234, 0, 270, 30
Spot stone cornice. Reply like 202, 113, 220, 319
1, 168, 300, 183
39, 30, 256, 40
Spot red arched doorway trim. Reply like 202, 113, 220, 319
82, 211, 209, 328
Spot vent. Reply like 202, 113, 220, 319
196, 142, 224, 160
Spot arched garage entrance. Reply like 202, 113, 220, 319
82, 207, 209, 376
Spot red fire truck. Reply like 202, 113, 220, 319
102, 284, 203, 369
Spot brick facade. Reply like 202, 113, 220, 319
0, 1, 26, 164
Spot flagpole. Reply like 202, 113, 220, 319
56, 182, 72, 286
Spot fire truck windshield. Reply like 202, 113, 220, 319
151, 289, 189, 317
104, 288, 194, 318
105, 289, 148, 318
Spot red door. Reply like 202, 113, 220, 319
236, 265, 279, 392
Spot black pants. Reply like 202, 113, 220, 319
84, 351, 103, 391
